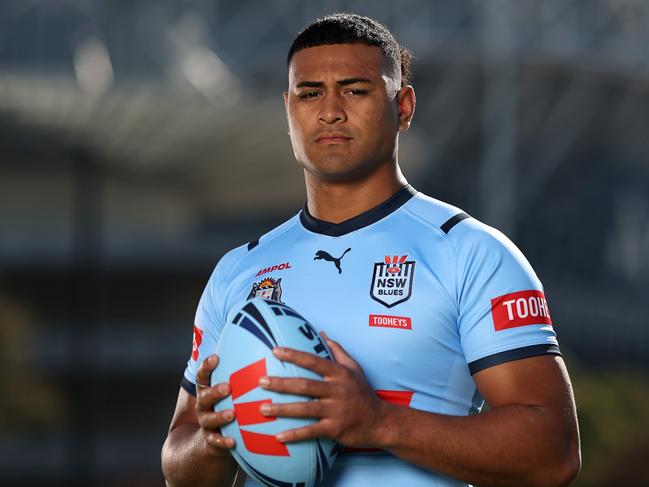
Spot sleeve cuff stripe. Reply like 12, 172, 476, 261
468, 344, 561, 375
181, 377, 197, 397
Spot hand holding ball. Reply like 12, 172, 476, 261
211, 298, 339, 487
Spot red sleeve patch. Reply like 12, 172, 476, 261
491, 290, 552, 331
191, 325, 203, 361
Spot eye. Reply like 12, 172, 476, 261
345, 89, 368, 96
298, 91, 320, 99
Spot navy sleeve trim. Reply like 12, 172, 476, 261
181, 377, 197, 396
247, 239, 259, 251
441, 212, 471, 234
468, 344, 561, 375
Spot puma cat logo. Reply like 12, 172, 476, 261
314, 248, 352, 274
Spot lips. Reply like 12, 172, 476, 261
315, 133, 352, 143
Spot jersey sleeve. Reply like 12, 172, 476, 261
452, 220, 560, 375
181, 251, 237, 396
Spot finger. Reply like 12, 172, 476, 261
199, 409, 236, 430
196, 382, 231, 412
276, 423, 325, 443
260, 376, 330, 397
260, 400, 323, 419
199, 410, 235, 431
320, 332, 360, 371
196, 354, 219, 388
273, 347, 337, 376
205, 431, 236, 450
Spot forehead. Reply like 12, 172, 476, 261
288, 44, 388, 84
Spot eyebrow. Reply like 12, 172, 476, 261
295, 77, 373, 88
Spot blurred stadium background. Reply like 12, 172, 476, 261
1, 0, 648, 485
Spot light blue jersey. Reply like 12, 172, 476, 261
182, 185, 560, 487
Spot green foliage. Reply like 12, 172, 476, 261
570, 362, 649, 486
0, 292, 66, 432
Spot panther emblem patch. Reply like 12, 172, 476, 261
247, 277, 283, 302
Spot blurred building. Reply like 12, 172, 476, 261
1, 1, 648, 485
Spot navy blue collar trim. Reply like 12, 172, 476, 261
299, 185, 417, 237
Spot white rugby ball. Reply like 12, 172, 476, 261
211, 298, 339, 487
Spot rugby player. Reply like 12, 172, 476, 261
162, 13, 581, 487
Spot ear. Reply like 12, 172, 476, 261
396, 85, 416, 132
283, 91, 290, 134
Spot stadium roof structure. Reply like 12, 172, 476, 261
1, 1, 648, 180
1, 0, 648, 273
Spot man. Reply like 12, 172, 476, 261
162, 13, 581, 487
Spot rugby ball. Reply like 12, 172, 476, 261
211, 298, 339, 487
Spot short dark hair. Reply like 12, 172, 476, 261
287, 13, 413, 87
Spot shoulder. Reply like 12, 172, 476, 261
451, 217, 535, 276
210, 212, 302, 282
244, 212, 301, 253
402, 192, 468, 232
404, 191, 534, 274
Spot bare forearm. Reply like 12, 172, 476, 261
162, 424, 237, 487
376, 403, 579, 487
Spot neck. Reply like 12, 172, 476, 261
304, 164, 408, 223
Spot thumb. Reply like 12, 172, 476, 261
321, 332, 360, 371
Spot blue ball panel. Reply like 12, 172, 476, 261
211, 298, 338, 487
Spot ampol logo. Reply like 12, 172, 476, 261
370, 255, 415, 308
256, 262, 292, 277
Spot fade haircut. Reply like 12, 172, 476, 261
287, 13, 413, 87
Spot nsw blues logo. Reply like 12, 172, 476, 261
370, 255, 415, 308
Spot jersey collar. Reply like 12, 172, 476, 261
299, 185, 417, 237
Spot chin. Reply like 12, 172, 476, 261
301, 158, 378, 183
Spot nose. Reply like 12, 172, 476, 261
318, 92, 347, 124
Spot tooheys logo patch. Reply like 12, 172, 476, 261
491, 290, 552, 331
369, 314, 412, 330
191, 325, 203, 361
